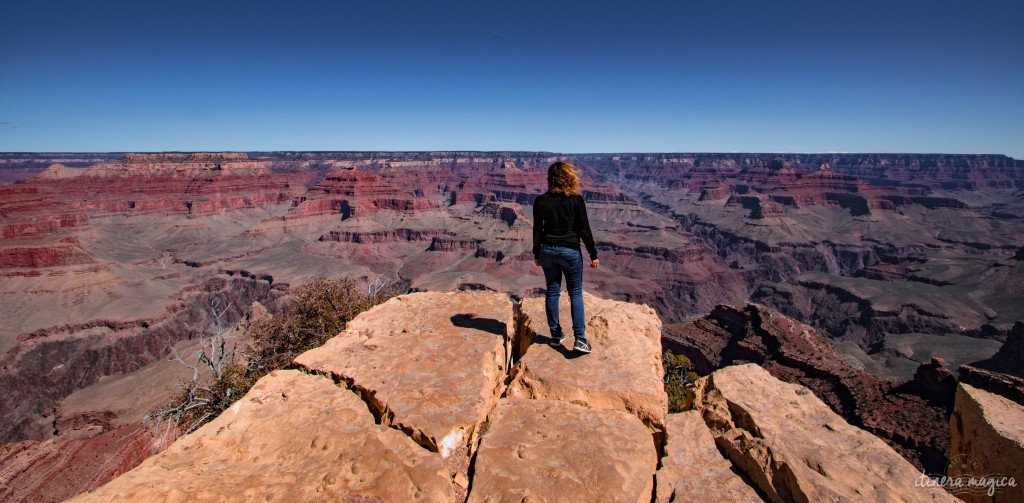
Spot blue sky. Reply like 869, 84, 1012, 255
1, 0, 1022, 157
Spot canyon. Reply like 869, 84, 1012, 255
1, 151, 1022, 500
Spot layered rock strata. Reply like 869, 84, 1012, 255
960, 322, 1024, 405
25, 153, 302, 217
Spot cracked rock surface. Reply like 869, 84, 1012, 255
656, 411, 765, 503
70, 369, 455, 502
691, 364, 958, 503
508, 292, 668, 431
294, 291, 514, 459
468, 399, 656, 503
70, 292, 970, 502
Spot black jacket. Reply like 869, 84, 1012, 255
532, 192, 598, 260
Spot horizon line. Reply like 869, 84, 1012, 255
0, 150, 1020, 160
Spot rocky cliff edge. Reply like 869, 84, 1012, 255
72, 291, 960, 502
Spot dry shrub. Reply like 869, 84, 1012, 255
150, 276, 403, 437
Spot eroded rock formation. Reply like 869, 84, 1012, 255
665, 303, 952, 473
655, 411, 764, 502
0, 299, 275, 503
586, 153, 1024, 362
689, 364, 957, 502
960, 322, 1024, 406
68, 292, 977, 502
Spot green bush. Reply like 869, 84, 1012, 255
152, 276, 403, 436
663, 350, 700, 413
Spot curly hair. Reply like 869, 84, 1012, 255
547, 161, 581, 195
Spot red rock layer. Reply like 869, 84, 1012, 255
681, 162, 966, 218
0, 186, 94, 270
0, 425, 157, 503
289, 166, 444, 221
0, 153, 306, 270
20, 153, 302, 218
580, 152, 1024, 190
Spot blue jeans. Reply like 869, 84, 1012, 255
539, 244, 586, 343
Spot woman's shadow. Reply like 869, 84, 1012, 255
450, 314, 583, 360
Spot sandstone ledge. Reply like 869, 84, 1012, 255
469, 399, 656, 503
294, 291, 514, 460
949, 383, 1024, 503
508, 292, 668, 431
656, 411, 764, 502
691, 364, 958, 503
71, 291, 670, 503
71, 369, 455, 502
66, 292, 977, 503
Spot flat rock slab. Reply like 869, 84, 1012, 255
294, 290, 514, 457
694, 364, 958, 503
508, 292, 667, 430
949, 383, 1024, 503
656, 411, 765, 503
71, 370, 454, 502
468, 399, 656, 503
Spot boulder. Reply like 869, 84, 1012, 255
70, 370, 454, 502
468, 399, 656, 503
294, 291, 514, 458
691, 364, 957, 503
912, 357, 957, 407
507, 293, 668, 431
948, 383, 1024, 502
655, 411, 764, 502
666, 303, 952, 473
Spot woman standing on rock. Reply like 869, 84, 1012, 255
533, 161, 599, 354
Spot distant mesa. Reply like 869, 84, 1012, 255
121, 152, 250, 163
36, 152, 268, 179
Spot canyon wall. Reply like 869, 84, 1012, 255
1, 151, 1022, 500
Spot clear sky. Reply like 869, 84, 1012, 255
1, 0, 1022, 157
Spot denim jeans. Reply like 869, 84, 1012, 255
539, 243, 586, 343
